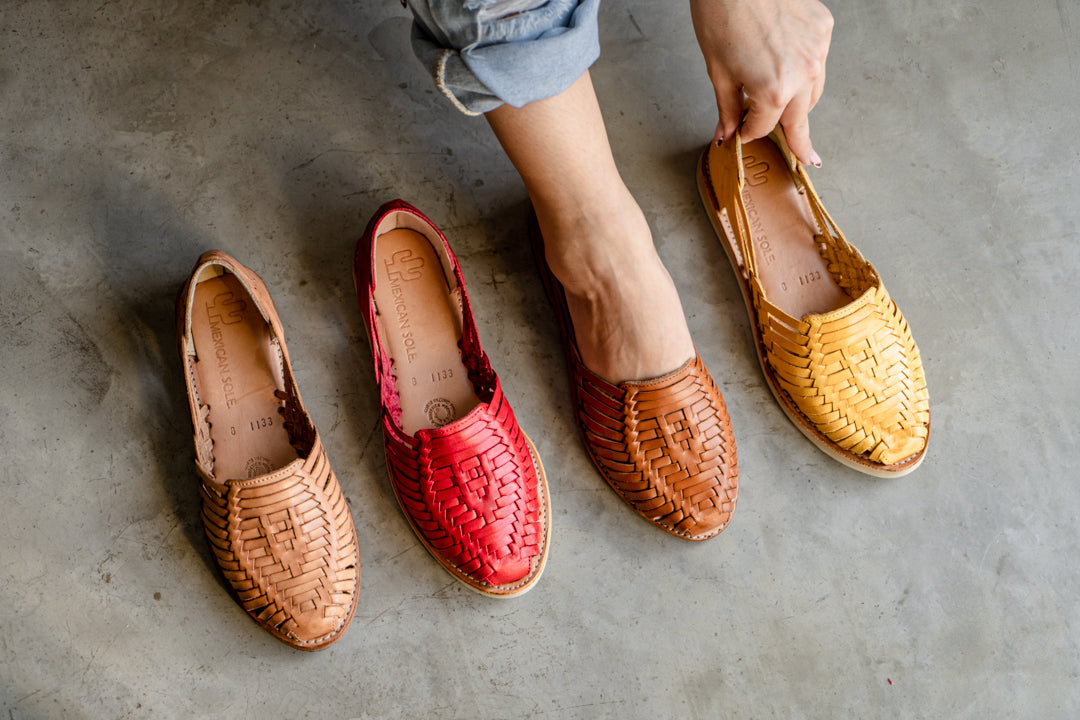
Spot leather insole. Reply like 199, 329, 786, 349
190, 271, 297, 480
372, 228, 480, 436
740, 137, 851, 317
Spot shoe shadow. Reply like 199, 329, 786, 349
88, 174, 227, 592
273, 158, 401, 532
456, 198, 570, 410
660, 144, 758, 367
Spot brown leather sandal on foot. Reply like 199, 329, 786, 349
529, 215, 738, 541
178, 251, 359, 649
697, 127, 930, 477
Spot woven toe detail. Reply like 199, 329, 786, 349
759, 284, 929, 466
200, 434, 359, 649
575, 354, 738, 540
383, 380, 547, 592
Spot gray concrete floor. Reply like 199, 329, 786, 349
1, 0, 1078, 717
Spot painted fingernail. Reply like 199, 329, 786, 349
809, 150, 822, 168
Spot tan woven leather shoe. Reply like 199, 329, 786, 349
697, 127, 930, 477
178, 250, 359, 649
530, 217, 738, 541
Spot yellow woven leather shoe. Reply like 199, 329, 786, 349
697, 127, 930, 476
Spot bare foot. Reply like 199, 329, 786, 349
484, 72, 695, 383
536, 194, 695, 384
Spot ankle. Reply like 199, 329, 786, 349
533, 192, 655, 299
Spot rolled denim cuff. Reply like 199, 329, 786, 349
410, 0, 601, 115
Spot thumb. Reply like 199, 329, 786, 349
779, 91, 821, 167
740, 95, 783, 145
711, 75, 745, 143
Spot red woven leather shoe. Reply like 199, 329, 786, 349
529, 216, 738, 541
354, 200, 550, 597
178, 251, 359, 650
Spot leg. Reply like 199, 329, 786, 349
485, 71, 695, 383
403, 4, 737, 541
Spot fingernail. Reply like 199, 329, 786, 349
809, 150, 822, 168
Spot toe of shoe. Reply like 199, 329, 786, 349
871, 423, 930, 468
274, 601, 356, 650
650, 468, 739, 541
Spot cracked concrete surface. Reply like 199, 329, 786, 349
1, 0, 1078, 717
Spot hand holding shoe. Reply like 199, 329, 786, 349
689, 0, 833, 167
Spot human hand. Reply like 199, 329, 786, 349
689, 0, 833, 166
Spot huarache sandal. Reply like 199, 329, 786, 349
177, 250, 359, 650
354, 200, 550, 597
697, 127, 930, 476
529, 214, 738, 541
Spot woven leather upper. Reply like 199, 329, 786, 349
199, 433, 359, 647
576, 352, 739, 539
699, 129, 930, 472
382, 377, 545, 587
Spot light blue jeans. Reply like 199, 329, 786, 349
406, 0, 602, 115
